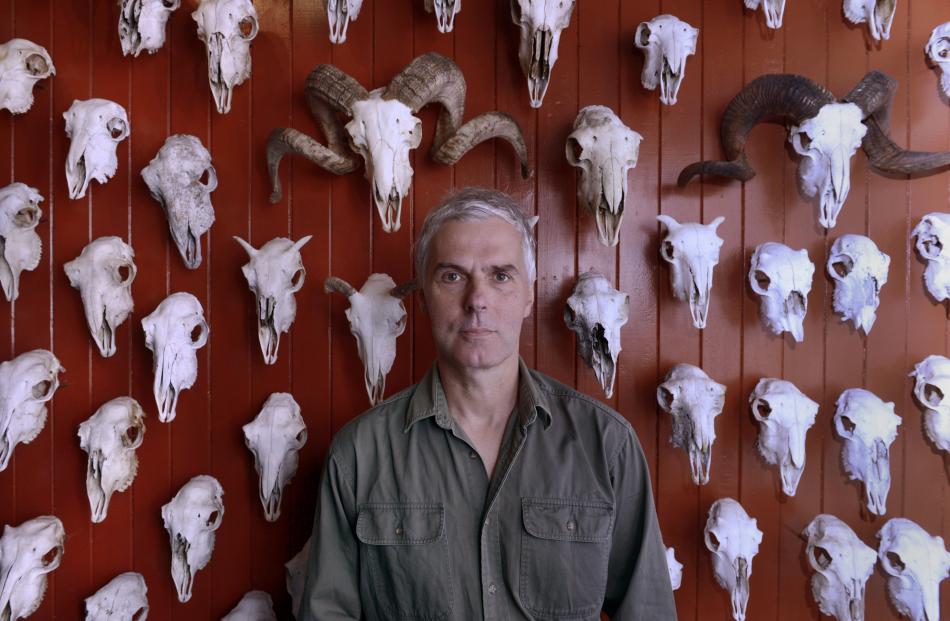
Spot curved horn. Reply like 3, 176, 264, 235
324, 276, 356, 297
383, 53, 465, 149
389, 279, 418, 299
266, 128, 360, 203
292, 235, 313, 252
233, 236, 258, 258
430, 112, 531, 179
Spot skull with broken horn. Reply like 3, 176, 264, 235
0, 38, 55, 115
83, 572, 149, 621
911, 212, 950, 304
634, 15, 698, 106
0, 182, 43, 303
749, 242, 814, 343
657, 214, 725, 329
744, 0, 786, 30
511, 0, 576, 108
877, 518, 950, 621
424, 0, 462, 33
0, 515, 64, 621
221, 591, 277, 621
161, 475, 224, 604
118, 0, 180, 57
64, 98, 130, 200
827, 234, 889, 334
666, 546, 683, 591
750, 378, 818, 497
704, 498, 762, 621
192, 0, 258, 114
801, 514, 877, 621
326, 0, 363, 44
0, 349, 63, 472
925, 23, 950, 99
909, 354, 950, 455
843, 0, 897, 42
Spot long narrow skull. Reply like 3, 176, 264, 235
242, 392, 307, 522
666, 546, 684, 591
744, 0, 786, 29
802, 514, 877, 621
64, 237, 137, 358
235, 235, 311, 364
657, 215, 725, 329
911, 212, 950, 304
843, 0, 897, 42
750, 378, 818, 496
0, 350, 63, 472
64, 99, 130, 200
83, 572, 149, 621
192, 0, 258, 114
142, 134, 217, 270
657, 363, 726, 485
511, 0, 576, 107
877, 518, 950, 621
142, 292, 209, 423
909, 355, 950, 455
563, 271, 629, 398
0, 39, 54, 115
827, 234, 889, 334
0, 183, 42, 302
326, 0, 363, 43
834, 388, 901, 515
0, 516, 64, 621
749, 242, 814, 342
222, 591, 277, 621
634, 15, 698, 106
424, 0, 462, 33
925, 23, 950, 99
160, 475, 224, 603
118, 0, 180, 57
704, 498, 762, 621
77, 397, 146, 524
566, 106, 643, 246
285, 536, 311, 618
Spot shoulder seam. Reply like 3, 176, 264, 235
536, 382, 634, 431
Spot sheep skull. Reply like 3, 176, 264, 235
827, 234, 889, 334
911, 212, 950, 304
634, 14, 698, 106
0, 516, 64, 621
564, 271, 629, 398
83, 572, 149, 621
704, 498, 762, 621
744, 0, 786, 29
511, 0, 576, 107
750, 378, 818, 496
843, 0, 897, 42
909, 354, 950, 455
925, 23, 950, 99
0, 182, 42, 302
192, 0, 258, 114
749, 242, 814, 343
877, 518, 950, 621
64, 98, 130, 200
0, 349, 63, 472
118, 0, 180, 57
657, 214, 725, 329
326, 0, 363, 43
161, 475, 223, 603
0, 38, 54, 115
802, 514, 877, 621
424, 0, 461, 33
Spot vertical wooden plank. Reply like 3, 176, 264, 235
0, 0, 15, 542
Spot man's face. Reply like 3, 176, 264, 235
422, 217, 534, 372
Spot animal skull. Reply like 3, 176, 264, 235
141, 134, 217, 270
704, 498, 762, 621
750, 378, 818, 496
911, 212, 950, 304
83, 572, 149, 621
566, 106, 643, 247
64, 98, 130, 200
425, 0, 461, 33
0, 39, 54, 115
0, 182, 43, 302
563, 271, 629, 398
833, 388, 901, 516
511, 0, 576, 108
326, 0, 363, 43
666, 546, 683, 591
192, 0, 258, 114
142, 292, 209, 423
285, 536, 311, 619
77, 397, 146, 524
909, 354, 950, 455
634, 15, 698, 106
221, 591, 276, 621
0, 516, 64, 621
744, 0, 786, 29
235, 235, 311, 364
877, 518, 950, 621
118, 0, 180, 57
843, 0, 896, 42
657, 214, 725, 329
749, 242, 814, 343
64, 237, 137, 358
925, 23, 950, 99
827, 234, 889, 334
0, 349, 63, 472
802, 514, 877, 621
657, 363, 726, 485
161, 475, 224, 603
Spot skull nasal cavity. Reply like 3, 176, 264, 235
25, 54, 48, 75
812, 546, 832, 570
924, 383, 945, 407
32, 380, 51, 399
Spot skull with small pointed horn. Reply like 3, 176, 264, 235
827, 234, 889, 335
64, 98, 130, 200
635, 14, 698, 106
911, 212, 950, 304
843, 0, 897, 42
83, 572, 149, 621
511, 0, 575, 108
909, 354, 950, 455
0, 515, 64, 621
0, 349, 64, 472
802, 514, 877, 621
704, 498, 762, 621
161, 475, 223, 603
425, 0, 462, 33
744, 0, 786, 30
326, 0, 363, 44
750, 378, 818, 496
118, 0, 180, 57
877, 518, 950, 621
0, 182, 43, 303
925, 22, 950, 99
192, 0, 258, 114
657, 214, 725, 329
0, 38, 55, 115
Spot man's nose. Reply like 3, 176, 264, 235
464, 276, 489, 312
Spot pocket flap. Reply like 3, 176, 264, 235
521, 498, 613, 543
356, 502, 444, 545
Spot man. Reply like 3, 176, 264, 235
300, 188, 676, 620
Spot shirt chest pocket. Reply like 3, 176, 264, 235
356, 502, 452, 620
520, 498, 614, 620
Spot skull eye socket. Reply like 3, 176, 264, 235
705, 530, 720, 552
191, 324, 205, 344
14, 207, 37, 227
658, 386, 675, 411
636, 24, 653, 47
107, 118, 127, 140
24, 53, 49, 76
206, 510, 220, 528
116, 263, 133, 284
290, 267, 306, 292
565, 137, 584, 165
810, 545, 832, 570
660, 241, 676, 262
41, 545, 61, 567
838, 414, 857, 435
831, 256, 853, 278
161, 0, 179, 8
296, 429, 308, 445
753, 399, 772, 420
122, 424, 142, 448
198, 168, 212, 187
753, 270, 771, 292
884, 551, 906, 574
32, 379, 52, 400
924, 383, 945, 407
919, 234, 943, 259
238, 16, 257, 39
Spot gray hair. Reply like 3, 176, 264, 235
414, 187, 537, 283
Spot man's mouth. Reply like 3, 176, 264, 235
460, 328, 493, 337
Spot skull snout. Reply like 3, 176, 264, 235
865, 438, 891, 515
328, 0, 354, 43
372, 181, 403, 234
818, 148, 852, 228
171, 533, 194, 602
528, 28, 553, 107
433, 0, 458, 33
732, 557, 751, 621
87, 449, 109, 523
257, 296, 280, 365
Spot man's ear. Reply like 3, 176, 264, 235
522, 283, 534, 319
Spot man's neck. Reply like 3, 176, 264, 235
437, 355, 520, 428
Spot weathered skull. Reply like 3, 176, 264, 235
0, 516, 64, 621
789, 103, 867, 229
160, 475, 224, 604
749, 242, 814, 342
192, 0, 259, 114
566, 106, 643, 247
118, 0, 180, 57
221, 591, 276, 621
750, 378, 818, 496
833, 388, 901, 516
326, 0, 363, 44
0, 39, 54, 115
142, 292, 209, 423
424, 0, 461, 33
64, 237, 137, 358
511, 0, 576, 108
285, 536, 311, 619
64, 98, 130, 200
925, 23, 950, 98
242, 392, 307, 522
0, 349, 63, 472
141, 134, 217, 270
911, 212, 950, 304
666, 546, 683, 591
704, 498, 762, 621
877, 518, 950, 621
802, 514, 877, 621
843, 0, 897, 42
563, 271, 629, 398
83, 572, 149, 621
657, 363, 726, 485
744, 0, 786, 29
0, 182, 42, 302
235, 235, 310, 364
909, 354, 950, 455
77, 397, 146, 524
657, 214, 725, 329
634, 15, 698, 106
827, 234, 889, 334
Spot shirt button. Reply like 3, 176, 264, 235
395, 526, 404, 536
566, 519, 576, 532
488, 583, 497, 595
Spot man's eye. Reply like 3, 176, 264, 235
494, 272, 511, 282
442, 272, 461, 282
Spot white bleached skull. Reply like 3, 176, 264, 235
744, 0, 786, 30
833, 388, 901, 516
749, 242, 814, 342
802, 514, 877, 621
83, 572, 149, 621
657, 363, 726, 485
141, 134, 217, 270
235, 235, 310, 364
142, 292, 209, 424
0, 39, 54, 115
750, 378, 818, 496
657, 214, 725, 329
64, 237, 137, 358
64, 98, 130, 200
911, 212, 950, 304
160, 475, 224, 604
511, 0, 576, 108
118, 0, 180, 57
666, 546, 683, 591
704, 498, 762, 621
424, 0, 461, 33
925, 23, 950, 99
0, 516, 64, 621
77, 397, 146, 524
326, 0, 363, 44
909, 354, 950, 455
827, 234, 889, 334
0, 182, 42, 302
0, 349, 63, 472
877, 518, 950, 621
222, 591, 276, 621
634, 15, 698, 106
566, 106, 643, 247
564, 271, 629, 398
843, 0, 897, 42
242, 392, 307, 522
286, 536, 311, 619
192, 0, 259, 114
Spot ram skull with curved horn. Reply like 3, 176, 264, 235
744, 0, 786, 30
0, 349, 64, 472
749, 242, 814, 342
192, 0, 258, 114
511, 0, 575, 107
0, 182, 42, 303
0, 515, 64, 621
635, 14, 698, 106
64, 98, 130, 200
911, 212, 950, 304
84, 572, 149, 621
679, 71, 950, 229
925, 23, 950, 99
118, 0, 179, 57
843, 0, 897, 42
877, 518, 950, 621
909, 354, 950, 455
0, 38, 55, 115
425, 0, 461, 33
267, 53, 529, 233
750, 378, 818, 496
657, 214, 725, 329
801, 514, 877, 621
326, 0, 363, 43
704, 498, 762, 621
827, 234, 889, 335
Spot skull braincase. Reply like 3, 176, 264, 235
83, 572, 149, 621
744, 0, 786, 30
877, 518, 950, 621
285, 536, 311, 618
326, 0, 364, 44
909, 354, 950, 454
666, 546, 684, 591
749, 242, 814, 343
657, 214, 725, 329
221, 591, 277, 621
704, 498, 762, 621
0, 182, 43, 303
925, 22, 950, 98
750, 378, 818, 496
63, 98, 130, 200
118, 0, 180, 57
827, 234, 889, 334
424, 0, 462, 33
634, 14, 698, 106
802, 514, 877, 621
843, 0, 897, 41
192, 0, 259, 114
0, 38, 55, 115
0, 349, 63, 472
161, 474, 224, 604
511, 0, 576, 108
0, 516, 64, 621
911, 212, 950, 304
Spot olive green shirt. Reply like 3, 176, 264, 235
300, 359, 677, 621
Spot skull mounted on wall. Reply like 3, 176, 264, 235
749, 378, 819, 496
843, 0, 897, 42
118, 0, 180, 57
0, 349, 64, 472
925, 22, 950, 99
749, 242, 814, 342
161, 475, 224, 603
326, 0, 363, 43
424, 0, 462, 33
704, 498, 762, 621
744, 0, 786, 30
801, 514, 877, 621
827, 234, 889, 334
511, 0, 576, 108
64, 98, 130, 200
83, 572, 149, 621
221, 591, 277, 621
877, 518, 950, 621
634, 14, 698, 106
564, 271, 629, 398
909, 354, 950, 455
666, 546, 683, 591
911, 212, 950, 304
192, 0, 259, 114
0, 38, 54, 115
0, 515, 64, 621
0, 182, 43, 303
657, 214, 725, 329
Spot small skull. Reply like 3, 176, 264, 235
877, 518, 950, 621
326, 0, 363, 44
160, 475, 224, 603
0, 515, 64, 621
911, 212, 950, 304
0, 182, 43, 302
64, 98, 130, 200
192, 0, 259, 114
564, 271, 629, 398
843, 0, 897, 42
221, 591, 277, 621
827, 234, 890, 334
909, 354, 950, 455
750, 378, 819, 496
634, 15, 698, 106
424, 0, 462, 33
118, 0, 180, 57
802, 514, 877, 621
744, 0, 786, 29
657, 214, 725, 329
0, 38, 55, 115
285, 536, 311, 618
925, 22, 950, 99
511, 0, 576, 108
83, 572, 149, 621
749, 242, 815, 343
704, 498, 762, 621
666, 546, 684, 591
0, 349, 64, 472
